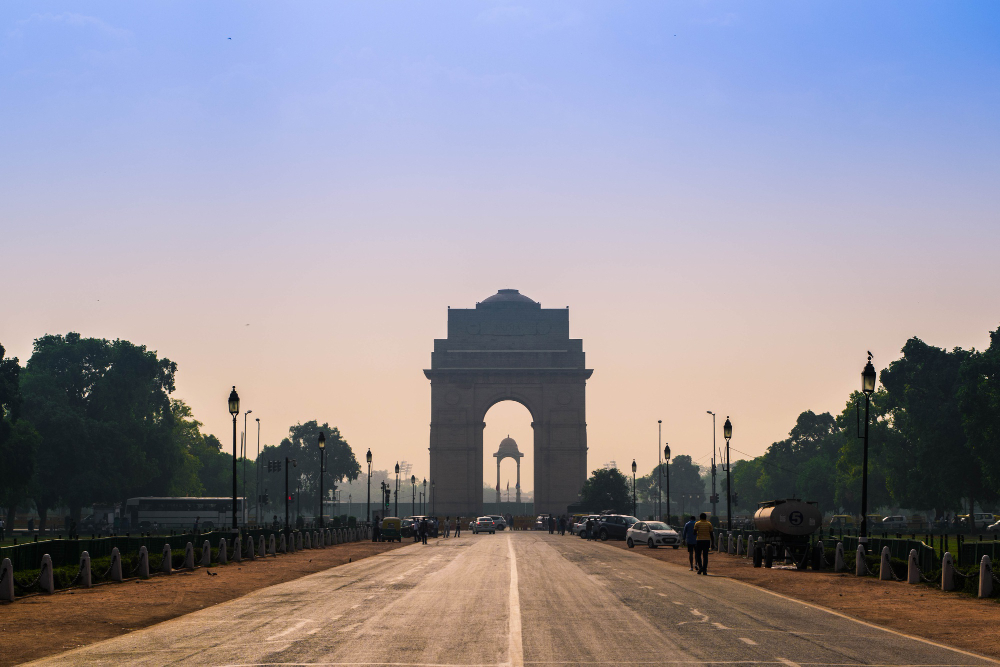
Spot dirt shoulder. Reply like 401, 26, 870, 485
602, 539, 1000, 660
0, 541, 402, 666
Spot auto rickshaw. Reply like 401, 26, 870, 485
380, 517, 402, 542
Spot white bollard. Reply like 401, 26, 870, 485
233, 535, 242, 562
40, 554, 54, 594
218, 538, 228, 565
246, 534, 255, 560
728, 533, 734, 555
258, 535, 266, 558
0, 558, 14, 601
879, 546, 892, 581
138, 546, 150, 578
162, 544, 172, 574
297, 532, 303, 550
941, 552, 955, 591
79, 551, 92, 588
279, 533, 287, 553
747, 535, 755, 557
335, 529, 341, 544
269, 534, 276, 556
111, 547, 123, 582
907, 549, 919, 584
737, 535, 744, 556
184, 542, 195, 569
835, 542, 846, 572
304, 532, 311, 549
855, 544, 866, 576
979, 556, 992, 598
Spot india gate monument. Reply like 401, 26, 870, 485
425, 289, 593, 517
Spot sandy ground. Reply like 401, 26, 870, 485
602, 538, 1000, 660
0, 540, 402, 666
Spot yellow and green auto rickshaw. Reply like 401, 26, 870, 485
381, 517, 402, 542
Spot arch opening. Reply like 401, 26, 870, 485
483, 400, 533, 516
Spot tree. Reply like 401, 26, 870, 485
959, 324, 1000, 496
580, 467, 631, 514
0, 343, 40, 529
20, 333, 179, 526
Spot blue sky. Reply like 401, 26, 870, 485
2, 2, 999, 484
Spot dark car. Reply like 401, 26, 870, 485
596, 515, 639, 541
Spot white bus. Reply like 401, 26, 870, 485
125, 497, 245, 531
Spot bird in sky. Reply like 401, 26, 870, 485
228, 37, 232, 40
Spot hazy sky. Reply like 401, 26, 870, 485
2, 2, 998, 492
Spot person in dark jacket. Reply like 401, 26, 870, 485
682, 516, 697, 570
419, 518, 429, 545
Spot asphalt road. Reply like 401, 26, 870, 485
31, 532, 995, 666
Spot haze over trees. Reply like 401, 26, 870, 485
0, 332, 361, 528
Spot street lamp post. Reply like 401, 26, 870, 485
723, 417, 732, 530
228, 387, 240, 531
422, 478, 427, 515
859, 354, 877, 548
243, 410, 252, 526
366, 449, 372, 524
318, 432, 326, 528
707, 411, 717, 521
394, 463, 400, 518
631, 460, 637, 517
411, 474, 416, 517
432, 480, 436, 516
664, 444, 671, 526
284, 456, 297, 531
255, 417, 261, 526
657, 420, 663, 520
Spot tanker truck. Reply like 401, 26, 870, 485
752, 499, 822, 569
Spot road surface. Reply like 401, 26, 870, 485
31, 532, 995, 666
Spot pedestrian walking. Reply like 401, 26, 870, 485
419, 518, 428, 545
413, 519, 421, 543
585, 517, 595, 541
548, 516, 555, 534
455, 516, 461, 538
682, 515, 697, 571
558, 516, 566, 535
372, 514, 381, 542
444, 516, 451, 538
694, 513, 713, 575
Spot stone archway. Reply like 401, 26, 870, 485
424, 289, 593, 517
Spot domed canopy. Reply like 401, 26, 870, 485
479, 289, 538, 307
494, 436, 524, 459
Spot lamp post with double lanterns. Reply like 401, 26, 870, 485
366, 449, 372, 524
657, 420, 663, 520
228, 387, 240, 530
631, 460, 637, 517
422, 478, 427, 515
318, 432, 326, 528
411, 474, 416, 516
723, 417, 732, 530
664, 444, 671, 525
859, 354, 877, 548
394, 462, 400, 518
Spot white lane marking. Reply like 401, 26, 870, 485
776, 659, 801, 667
671, 600, 682, 605
689, 609, 709, 622
738, 637, 757, 645
712, 622, 732, 630
265, 620, 310, 641
657, 592, 667, 597
507, 534, 524, 667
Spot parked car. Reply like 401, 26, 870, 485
488, 515, 507, 530
473, 517, 496, 534
534, 514, 551, 530
959, 513, 996, 530
596, 515, 639, 541
574, 515, 602, 537
880, 515, 907, 532
987, 519, 1000, 533
626, 521, 680, 549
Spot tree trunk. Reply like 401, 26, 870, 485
37, 505, 48, 534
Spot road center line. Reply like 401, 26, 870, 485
265, 620, 310, 641
776, 658, 801, 667
507, 534, 524, 667
738, 637, 757, 646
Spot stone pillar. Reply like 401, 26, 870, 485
258, 535, 265, 557
138, 546, 150, 578
727, 533, 734, 555
184, 542, 195, 570
279, 533, 287, 553
0, 558, 14, 601
246, 534, 255, 560
736, 535, 744, 556
268, 534, 276, 556
304, 532, 311, 549
879, 546, 892, 580
201, 540, 212, 567
297, 532, 303, 550
162, 544, 172, 574
747, 534, 755, 558
855, 544, 866, 576
979, 556, 992, 598
941, 552, 955, 591
835, 542, 845, 572
111, 547, 123, 582
78, 551, 92, 588
233, 535, 242, 562
218, 538, 227, 564
40, 554, 54, 594
907, 549, 919, 584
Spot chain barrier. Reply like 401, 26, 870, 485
13, 572, 41, 593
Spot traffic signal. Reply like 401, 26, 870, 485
268, 460, 282, 472
289, 493, 294, 502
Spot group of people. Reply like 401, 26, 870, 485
682, 513, 715, 575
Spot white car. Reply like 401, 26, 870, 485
880, 515, 907, 532
488, 515, 507, 530
473, 517, 496, 534
626, 521, 680, 549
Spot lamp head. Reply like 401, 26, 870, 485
366, 449, 372, 465
228, 386, 240, 415
723, 417, 732, 441
318, 431, 326, 450
395, 462, 400, 474
631, 459, 637, 474
862, 354, 877, 395
411, 474, 415, 484
664, 443, 671, 460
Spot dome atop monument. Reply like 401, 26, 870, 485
480, 289, 538, 306
497, 436, 522, 456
